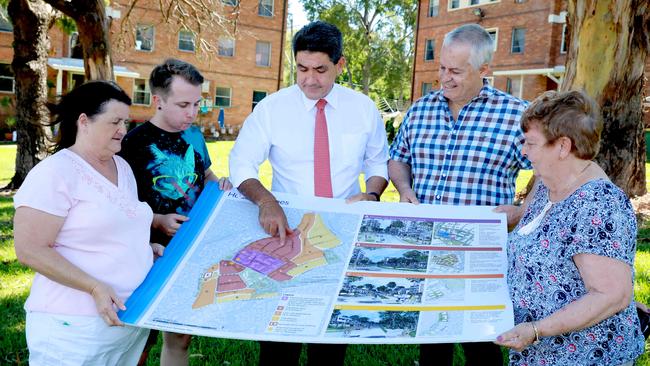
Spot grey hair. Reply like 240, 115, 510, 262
442, 24, 494, 69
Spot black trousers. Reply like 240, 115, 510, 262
258, 341, 348, 366
419, 342, 503, 366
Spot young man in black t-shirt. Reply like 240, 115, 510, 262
120, 58, 230, 366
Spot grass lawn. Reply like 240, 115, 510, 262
0, 142, 648, 365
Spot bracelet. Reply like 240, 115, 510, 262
367, 192, 380, 201
530, 321, 540, 345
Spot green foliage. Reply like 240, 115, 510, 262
55, 15, 77, 35
300, 0, 416, 103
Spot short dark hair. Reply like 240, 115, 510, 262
49, 80, 131, 152
149, 58, 204, 98
292, 21, 343, 64
522, 90, 602, 159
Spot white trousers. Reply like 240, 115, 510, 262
26, 311, 149, 366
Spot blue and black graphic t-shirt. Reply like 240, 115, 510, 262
120, 121, 211, 244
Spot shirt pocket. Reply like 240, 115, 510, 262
340, 133, 368, 166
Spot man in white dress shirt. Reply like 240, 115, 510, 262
229, 21, 389, 366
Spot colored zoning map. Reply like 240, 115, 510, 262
119, 187, 514, 344
193, 213, 341, 307
431, 222, 475, 246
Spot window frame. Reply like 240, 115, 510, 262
0, 63, 14, 93
217, 38, 235, 57
252, 90, 268, 111
560, 24, 568, 54
214, 86, 232, 108
447, 0, 500, 11
486, 28, 498, 52
506, 76, 523, 98
255, 41, 272, 67
178, 30, 196, 52
0, 7, 12, 33
135, 24, 155, 52
511, 27, 525, 54
258, 0, 274, 17
428, 0, 439, 17
424, 39, 435, 62
421, 82, 432, 97
133, 79, 152, 106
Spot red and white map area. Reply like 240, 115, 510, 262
193, 213, 341, 308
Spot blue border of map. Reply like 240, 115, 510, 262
119, 182, 224, 323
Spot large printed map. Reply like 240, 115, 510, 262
119, 183, 515, 344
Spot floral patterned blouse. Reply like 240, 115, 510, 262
507, 179, 645, 365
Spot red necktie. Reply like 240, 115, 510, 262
314, 99, 333, 198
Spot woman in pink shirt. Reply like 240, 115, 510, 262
13, 81, 163, 365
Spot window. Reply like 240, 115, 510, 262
136, 24, 154, 51
178, 30, 195, 52
258, 0, 273, 17
252, 91, 267, 110
215, 87, 232, 108
511, 27, 525, 53
0, 7, 12, 33
0, 63, 14, 93
421, 82, 432, 96
222, 0, 238, 5
69, 32, 83, 59
560, 24, 568, 54
506, 77, 522, 98
133, 79, 151, 105
428, 0, 439, 17
448, 0, 500, 10
424, 39, 435, 61
486, 28, 498, 52
217, 38, 235, 57
256, 41, 271, 67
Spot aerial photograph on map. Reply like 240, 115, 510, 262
422, 278, 465, 303
430, 222, 476, 246
417, 310, 463, 337
326, 309, 419, 338
427, 250, 465, 273
337, 276, 424, 305
357, 216, 433, 246
348, 246, 428, 273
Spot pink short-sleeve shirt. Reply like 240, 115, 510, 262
14, 149, 154, 316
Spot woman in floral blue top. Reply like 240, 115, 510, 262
494, 90, 645, 365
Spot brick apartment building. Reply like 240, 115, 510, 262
0, 0, 287, 139
413, 0, 650, 123
413, 0, 569, 103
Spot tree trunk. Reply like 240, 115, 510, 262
45, 0, 113, 80
4, 0, 55, 189
562, 0, 650, 197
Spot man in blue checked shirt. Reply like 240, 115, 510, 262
389, 24, 531, 365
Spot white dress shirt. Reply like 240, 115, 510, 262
229, 84, 389, 199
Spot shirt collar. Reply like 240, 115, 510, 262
300, 84, 340, 111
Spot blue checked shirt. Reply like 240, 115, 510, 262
390, 83, 531, 206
